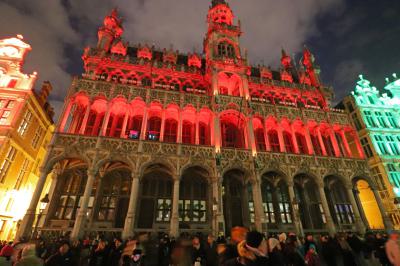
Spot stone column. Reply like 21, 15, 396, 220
371, 187, 394, 230
177, 110, 183, 143
40, 169, 60, 226
340, 130, 352, 157
212, 68, 219, 95
69, 105, 81, 134
213, 114, 221, 149
170, 178, 180, 237
159, 110, 166, 142
247, 117, 256, 153
318, 182, 336, 236
79, 103, 91, 135
277, 126, 285, 152
195, 112, 199, 145
288, 182, 303, 236
305, 126, 315, 155
263, 121, 271, 151
15, 167, 51, 240
252, 179, 265, 232
317, 127, 327, 156
120, 111, 130, 138
330, 130, 341, 157
59, 99, 73, 132
212, 178, 224, 236
122, 173, 140, 239
140, 107, 148, 140
291, 124, 300, 154
70, 168, 97, 240
346, 184, 366, 233
101, 104, 111, 136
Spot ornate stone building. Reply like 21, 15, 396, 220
340, 75, 400, 230
17, 0, 392, 240
0, 35, 54, 240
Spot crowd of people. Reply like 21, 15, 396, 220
0, 229, 398, 266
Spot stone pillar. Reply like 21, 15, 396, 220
40, 169, 60, 226
122, 173, 140, 239
69, 105, 81, 134
252, 179, 265, 232
120, 111, 130, 138
15, 167, 50, 240
291, 124, 300, 154
305, 126, 315, 155
247, 117, 256, 153
317, 127, 327, 156
277, 126, 285, 153
330, 130, 341, 157
212, 69, 218, 95
70, 168, 97, 240
264, 121, 271, 151
177, 110, 183, 143
213, 114, 221, 149
288, 182, 303, 236
101, 104, 111, 136
195, 112, 199, 145
79, 103, 91, 135
346, 186, 366, 234
340, 130, 352, 157
140, 107, 148, 140
371, 187, 394, 230
351, 131, 365, 159
59, 99, 73, 132
170, 178, 180, 237
212, 178, 224, 236
318, 182, 336, 236
159, 110, 166, 142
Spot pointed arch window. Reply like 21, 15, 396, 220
164, 119, 178, 143
218, 42, 235, 58
277, 182, 292, 224
221, 122, 243, 148
268, 130, 280, 152
147, 116, 161, 140
261, 181, 275, 223
283, 131, 295, 153
128, 115, 143, 139
199, 122, 209, 145
296, 133, 308, 154
141, 77, 152, 88
311, 133, 322, 156
255, 128, 266, 151
182, 121, 194, 144
323, 134, 335, 156
335, 132, 346, 156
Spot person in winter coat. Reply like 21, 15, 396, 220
45, 241, 75, 266
108, 238, 124, 265
89, 240, 108, 266
268, 237, 284, 265
375, 233, 390, 266
319, 235, 337, 266
0, 242, 13, 261
386, 231, 400, 266
282, 238, 305, 266
304, 244, 320, 266
218, 227, 248, 265
304, 234, 317, 254
337, 234, 355, 266
205, 235, 218, 266
190, 236, 206, 265
15, 244, 43, 266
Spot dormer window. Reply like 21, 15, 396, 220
218, 42, 235, 58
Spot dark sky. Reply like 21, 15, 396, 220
0, 0, 399, 121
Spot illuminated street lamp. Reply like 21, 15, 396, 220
32, 194, 49, 239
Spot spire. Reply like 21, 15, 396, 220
212, 0, 227, 7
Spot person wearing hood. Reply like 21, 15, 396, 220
304, 244, 320, 266
15, 244, 43, 266
386, 231, 400, 266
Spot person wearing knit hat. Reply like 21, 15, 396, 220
305, 243, 321, 266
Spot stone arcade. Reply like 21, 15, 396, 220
16, 0, 392, 240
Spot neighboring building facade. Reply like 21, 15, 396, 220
0, 35, 54, 240
341, 75, 400, 230
17, 0, 392, 240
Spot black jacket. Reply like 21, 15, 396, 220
45, 251, 75, 266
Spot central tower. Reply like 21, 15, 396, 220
204, 0, 250, 98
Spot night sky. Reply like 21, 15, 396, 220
0, 0, 399, 121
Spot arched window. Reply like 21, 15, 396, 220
218, 42, 235, 58
170, 82, 180, 91
179, 175, 207, 223
221, 122, 243, 148
261, 180, 275, 223
141, 77, 152, 88
335, 132, 346, 156
268, 130, 280, 152
147, 116, 161, 140
277, 182, 292, 224
128, 115, 142, 139
182, 121, 194, 144
85, 111, 97, 136
296, 133, 308, 154
54, 169, 90, 220
323, 135, 335, 156
219, 86, 228, 95
310, 133, 322, 156
183, 83, 192, 92
199, 122, 209, 145
283, 131, 295, 153
164, 119, 178, 143
100, 73, 108, 81
255, 128, 266, 151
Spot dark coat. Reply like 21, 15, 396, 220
205, 242, 218, 266
45, 251, 75, 266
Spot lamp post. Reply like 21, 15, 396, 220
212, 197, 219, 236
31, 194, 49, 239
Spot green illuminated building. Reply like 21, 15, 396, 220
342, 74, 400, 229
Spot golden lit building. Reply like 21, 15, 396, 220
0, 35, 54, 240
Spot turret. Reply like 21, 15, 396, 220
97, 9, 124, 52
302, 46, 321, 87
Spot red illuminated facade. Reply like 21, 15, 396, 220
17, 0, 389, 240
